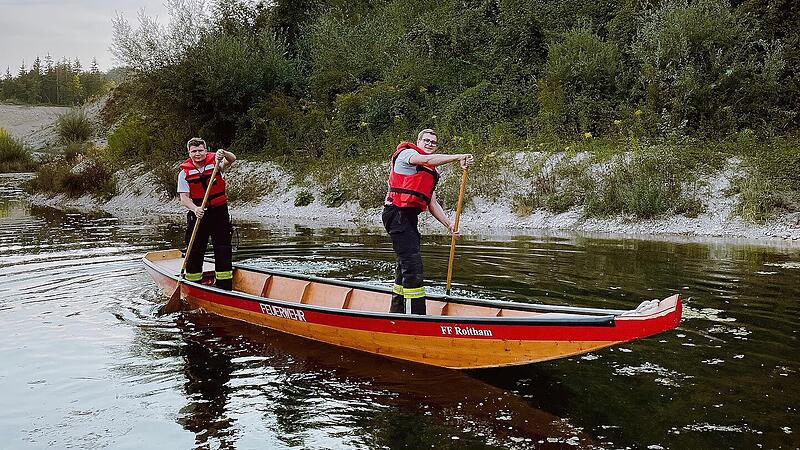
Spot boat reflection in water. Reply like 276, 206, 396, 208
171, 312, 593, 449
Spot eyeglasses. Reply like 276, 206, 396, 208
422, 138, 438, 146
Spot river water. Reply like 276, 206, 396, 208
0, 173, 798, 449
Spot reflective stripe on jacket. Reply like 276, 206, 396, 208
385, 142, 439, 211
179, 152, 227, 207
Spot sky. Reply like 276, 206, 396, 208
0, 0, 169, 73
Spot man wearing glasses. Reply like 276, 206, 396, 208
383, 128, 475, 314
177, 138, 237, 290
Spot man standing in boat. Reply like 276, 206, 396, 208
383, 128, 474, 314
178, 137, 237, 290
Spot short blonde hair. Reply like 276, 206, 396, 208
417, 128, 437, 141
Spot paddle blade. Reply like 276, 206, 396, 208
160, 284, 183, 314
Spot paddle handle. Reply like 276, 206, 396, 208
180, 159, 221, 274
445, 168, 469, 294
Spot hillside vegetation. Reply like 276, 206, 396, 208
30, 0, 800, 223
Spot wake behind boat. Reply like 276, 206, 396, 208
144, 249, 682, 369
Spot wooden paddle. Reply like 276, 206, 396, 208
445, 167, 469, 296
162, 157, 221, 314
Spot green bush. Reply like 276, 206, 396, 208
57, 108, 93, 143
632, 0, 785, 133
351, 163, 389, 209
512, 154, 596, 215
321, 186, 348, 207
26, 156, 117, 200
0, 130, 36, 172
734, 136, 800, 222
294, 190, 313, 207
584, 145, 711, 218
107, 116, 155, 163
149, 160, 179, 199
539, 28, 620, 134
227, 169, 277, 204
233, 94, 328, 158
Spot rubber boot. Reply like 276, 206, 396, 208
215, 278, 232, 291
390, 295, 405, 313
410, 297, 426, 315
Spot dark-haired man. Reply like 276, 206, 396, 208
383, 128, 474, 314
177, 137, 237, 290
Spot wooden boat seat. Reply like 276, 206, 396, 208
302, 283, 353, 309
441, 302, 500, 317
497, 308, 542, 317
425, 300, 447, 316
345, 289, 391, 313
265, 276, 309, 303
232, 270, 270, 296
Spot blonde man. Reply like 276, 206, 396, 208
382, 129, 474, 314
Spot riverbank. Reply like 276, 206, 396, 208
23, 159, 800, 242
4, 102, 798, 242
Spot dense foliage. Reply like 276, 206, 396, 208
0, 56, 112, 105
102, 0, 798, 219
108, 0, 798, 149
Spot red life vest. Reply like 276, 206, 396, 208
180, 152, 227, 207
385, 142, 439, 211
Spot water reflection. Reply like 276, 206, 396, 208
1, 173, 799, 449
169, 313, 591, 449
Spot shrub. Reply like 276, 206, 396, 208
632, 0, 785, 133
107, 116, 155, 163
734, 136, 800, 222
57, 108, 93, 143
0, 130, 35, 172
294, 190, 313, 207
26, 156, 117, 200
149, 160, 179, 199
584, 145, 712, 219
321, 186, 348, 207
351, 163, 389, 209
513, 154, 596, 215
539, 28, 621, 134
226, 169, 277, 204
234, 94, 328, 158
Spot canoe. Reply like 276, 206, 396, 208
144, 249, 682, 369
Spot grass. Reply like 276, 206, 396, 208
0, 129, 36, 172
26, 156, 117, 200
227, 168, 278, 204
730, 135, 800, 222
57, 108, 93, 144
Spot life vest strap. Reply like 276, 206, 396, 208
388, 187, 431, 204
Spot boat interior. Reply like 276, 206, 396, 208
229, 268, 544, 317
147, 250, 552, 318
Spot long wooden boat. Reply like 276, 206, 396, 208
144, 249, 682, 369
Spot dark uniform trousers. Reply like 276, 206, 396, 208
185, 203, 233, 290
382, 205, 426, 314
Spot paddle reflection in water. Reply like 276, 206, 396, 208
167, 312, 591, 449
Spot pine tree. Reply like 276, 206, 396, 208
27, 57, 43, 103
